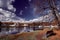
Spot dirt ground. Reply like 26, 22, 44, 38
0, 28, 60, 40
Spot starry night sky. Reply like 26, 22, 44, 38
12, 0, 60, 20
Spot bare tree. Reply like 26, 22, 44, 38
48, 0, 60, 27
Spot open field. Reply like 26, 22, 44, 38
0, 28, 60, 40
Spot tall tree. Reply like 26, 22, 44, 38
48, 0, 60, 27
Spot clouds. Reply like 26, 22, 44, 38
0, 0, 3, 7
0, 7, 25, 22
0, 0, 59, 23
0, 8, 54, 23
0, 0, 25, 22
19, 10, 23, 15
26, 13, 54, 23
